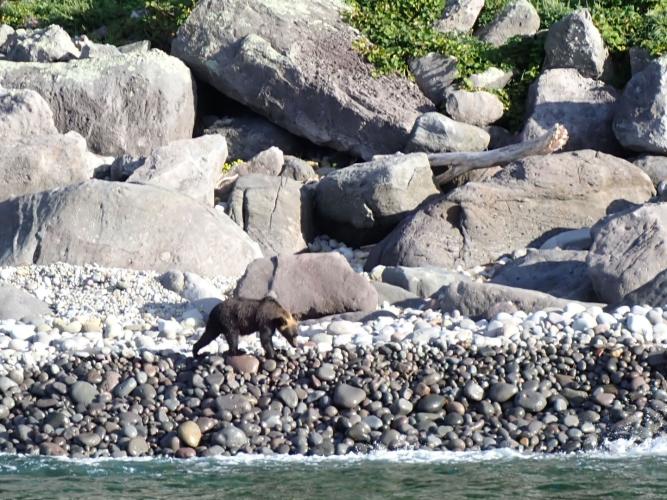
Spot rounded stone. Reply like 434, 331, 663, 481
416, 394, 446, 412
489, 383, 518, 403
515, 390, 547, 412
277, 387, 298, 409
178, 421, 202, 448
127, 437, 150, 457
316, 364, 336, 381
77, 432, 102, 448
227, 355, 260, 374
114, 377, 137, 397
175, 447, 197, 459
70, 381, 98, 406
464, 381, 485, 401
333, 384, 366, 409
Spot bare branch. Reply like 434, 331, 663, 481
430, 124, 569, 186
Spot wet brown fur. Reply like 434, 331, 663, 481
192, 296, 299, 359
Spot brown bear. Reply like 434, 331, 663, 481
192, 296, 299, 359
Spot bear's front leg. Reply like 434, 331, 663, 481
259, 328, 276, 359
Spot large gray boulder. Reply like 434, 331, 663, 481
315, 153, 439, 246
127, 135, 228, 206
202, 114, 311, 161
544, 9, 608, 79
444, 89, 504, 126
405, 112, 490, 153
0, 50, 196, 156
4, 25, 80, 62
171, 0, 432, 160
0, 132, 93, 202
434, 0, 485, 34
632, 155, 667, 187
228, 174, 315, 256
613, 56, 667, 154
436, 278, 588, 318
408, 53, 458, 106
0, 285, 51, 321
366, 150, 654, 270
0, 87, 58, 139
521, 69, 620, 154
235, 253, 378, 319
491, 249, 596, 302
619, 268, 667, 308
0, 180, 262, 277
475, 0, 540, 47
587, 203, 667, 304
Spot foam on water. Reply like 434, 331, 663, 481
5, 435, 667, 473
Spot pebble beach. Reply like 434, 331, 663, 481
2, 243, 667, 460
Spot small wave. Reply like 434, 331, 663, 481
3, 436, 667, 474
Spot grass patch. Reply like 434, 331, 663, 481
345, 0, 667, 130
0, 0, 196, 51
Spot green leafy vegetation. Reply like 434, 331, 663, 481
0, 0, 196, 50
345, 0, 667, 130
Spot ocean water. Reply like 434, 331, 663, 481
3, 439, 667, 499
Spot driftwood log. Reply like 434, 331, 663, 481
429, 124, 569, 187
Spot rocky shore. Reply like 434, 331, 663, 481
1, 262, 667, 458
1, 0, 667, 462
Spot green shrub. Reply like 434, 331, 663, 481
345, 0, 667, 131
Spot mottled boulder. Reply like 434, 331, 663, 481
0, 87, 58, 139
315, 153, 439, 246
366, 151, 654, 270
405, 112, 490, 153
79, 42, 122, 59
172, 0, 431, 160
491, 249, 596, 301
475, 0, 540, 47
445, 89, 504, 126
5, 25, 79, 62
228, 174, 315, 255
613, 57, 667, 154
0, 50, 196, 156
0, 132, 94, 202
408, 53, 458, 106
587, 203, 667, 304
633, 155, 667, 186
202, 114, 310, 161
544, 9, 608, 79
235, 253, 378, 319
521, 69, 620, 154
436, 278, 587, 318
0, 180, 262, 277
434, 0, 484, 34
128, 135, 228, 206
0, 285, 51, 321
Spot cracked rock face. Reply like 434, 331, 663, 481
171, 0, 432, 159
365, 151, 654, 270
228, 174, 315, 256
0, 180, 262, 277
314, 153, 440, 246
